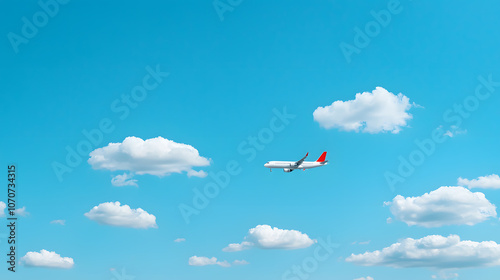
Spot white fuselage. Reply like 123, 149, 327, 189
264, 161, 327, 170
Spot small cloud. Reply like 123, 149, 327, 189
346, 235, 500, 269
187, 170, 208, 178
412, 102, 424, 109
84, 201, 157, 229
174, 238, 186, 243
223, 225, 316, 252
458, 174, 500, 189
88, 136, 210, 181
111, 173, 138, 187
233, 260, 249, 265
354, 277, 374, 280
313, 87, 415, 134
0, 201, 5, 217
386, 187, 497, 227
352, 241, 370, 245
15, 207, 29, 217
50, 220, 66, 226
223, 241, 253, 252
188, 256, 231, 267
442, 125, 467, 138
432, 272, 459, 279
217, 260, 231, 267
21, 250, 74, 269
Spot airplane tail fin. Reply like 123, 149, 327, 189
316, 152, 327, 162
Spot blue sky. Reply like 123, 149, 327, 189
1, 1, 500, 279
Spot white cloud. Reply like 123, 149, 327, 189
88, 136, 210, 179
386, 186, 497, 227
441, 125, 467, 138
346, 235, 500, 269
188, 256, 217, 266
15, 206, 29, 217
174, 238, 186, 243
223, 225, 316, 252
0, 201, 5, 217
313, 87, 415, 133
84, 201, 157, 229
217, 260, 231, 267
432, 272, 459, 279
223, 241, 253, 252
50, 220, 66, 226
458, 174, 500, 189
187, 169, 208, 178
188, 256, 230, 267
354, 277, 374, 280
21, 250, 74, 269
111, 173, 138, 187
0, 203, 25, 217
233, 260, 249, 265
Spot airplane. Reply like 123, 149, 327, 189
264, 152, 328, 172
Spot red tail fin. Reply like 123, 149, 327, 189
316, 152, 327, 162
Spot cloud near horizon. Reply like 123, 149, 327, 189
346, 235, 500, 269
313, 87, 416, 134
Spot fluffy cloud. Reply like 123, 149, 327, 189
386, 187, 497, 227
188, 256, 249, 267
50, 220, 66, 225
0, 201, 5, 217
223, 225, 316, 252
313, 87, 415, 134
346, 235, 500, 269
88, 136, 210, 178
187, 169, 208, 178
0, 203, 29, 217
174, 238, 186, 242
354, 277, 374, 280
84, 201, 157, 229
111, 173, 138, 187
15, 206, 29, 217
458, 174, 500, 189
223, 241, 253, 252
21, 250, 74, 269
233, 260, 249, 265
188, 256, 229, 267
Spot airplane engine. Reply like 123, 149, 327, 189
283, 168, 293, 172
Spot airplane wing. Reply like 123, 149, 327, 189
294, 152, 308, 166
